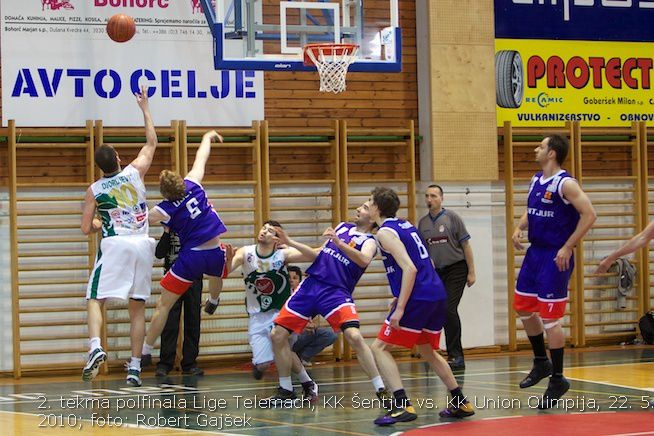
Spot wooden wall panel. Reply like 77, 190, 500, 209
428, 0, 498, 181
14, 149, 87, 186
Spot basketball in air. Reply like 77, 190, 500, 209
106, 14, 136, 43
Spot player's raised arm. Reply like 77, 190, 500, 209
276, 227, 318, 263
130, 85, 158, 178
186, 130, 223, 184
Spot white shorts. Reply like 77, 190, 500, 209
248, 310, 279, 365
86, 235, 156, 301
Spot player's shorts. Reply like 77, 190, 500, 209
86, 235, 156, 301
275, 277, 358, 334
376, 298, 446, 349
514, 245, 572, 319
248, 310, 278, 365
161, 243, 228, 295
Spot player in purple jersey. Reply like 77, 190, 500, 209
141, 130, 229, 367
512, 134, 596, 408
271, 201, 390, 403
369, 187, 474, 425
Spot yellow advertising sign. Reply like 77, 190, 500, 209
495, 39, 654, 126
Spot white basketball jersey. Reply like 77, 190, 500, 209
241, 245, 291, 315
91, 165, 149, 237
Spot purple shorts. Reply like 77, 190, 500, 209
161, 246, 227, 295
378, 298, 446, 349
516, 245, 572, 299
275, 277, 359, 333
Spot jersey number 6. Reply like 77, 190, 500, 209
186, 198, 201, 219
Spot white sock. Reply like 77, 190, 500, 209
372, 376, 385, 392
209, 297, 219, 305
297, 367, 312, 383
129, 357, 141, 371
142, 343, 153, 355
89, 337, 101, 353
279, 376, 293, 391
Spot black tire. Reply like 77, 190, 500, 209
496, 50, 524, 108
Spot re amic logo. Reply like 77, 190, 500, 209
526, 92, 564, 108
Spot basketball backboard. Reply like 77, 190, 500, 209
197, 0, 401, 72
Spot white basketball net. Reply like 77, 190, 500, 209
306, 46, 358, 94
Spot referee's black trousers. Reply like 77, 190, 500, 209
158, 279, 203, 371
436, 260, 468, 359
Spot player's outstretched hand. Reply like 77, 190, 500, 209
554, 246, 572, 272
223, 243, 236, 272
322, 227, 340, 245
595, 257, 612, 274
134, 85, 149, 110
203, 130, 223, 143
273, 226, 291, 246
512, 228, 524, 251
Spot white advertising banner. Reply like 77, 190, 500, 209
1, 0, 264, 126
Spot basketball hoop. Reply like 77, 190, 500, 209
303, 43, 359, 94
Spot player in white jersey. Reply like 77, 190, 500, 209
215, 221, 319, 399
81, 86, 157, 387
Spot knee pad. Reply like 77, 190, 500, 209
129, 297, 146, 302
543, 319, 560, 329
340, 320, 360, 332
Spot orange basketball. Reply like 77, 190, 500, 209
106, 14, 136, 43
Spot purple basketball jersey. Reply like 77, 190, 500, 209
527, 170, 580, 249
154, 179, 226, 248
305, 222, 375, 293
379, 218, 445, 302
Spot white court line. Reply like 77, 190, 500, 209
481, 415, 525, 420
417, 422, 451, 428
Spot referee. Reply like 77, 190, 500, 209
418, 184, 476, 370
